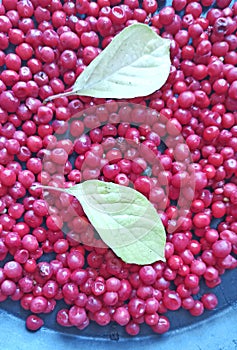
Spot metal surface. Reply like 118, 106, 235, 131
0, 296, 237, 350
0, 268, 236, 349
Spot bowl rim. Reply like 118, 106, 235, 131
1, 298, 237, 350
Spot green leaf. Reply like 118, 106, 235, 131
42, 180, 166, 265
45, 23, 171, 101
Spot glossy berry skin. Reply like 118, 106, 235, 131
110, 6, 127, 24
113, 306, 130, 326
159, 6, 175, 25
103, 164, 120, 179
134, 176, 151, 196
26, 315, 44, 331
68, 306, 87, 326
0, 168, 16, 186
30, 296, 48, 314
139, 266, 157, 285
163, 291, 181, 311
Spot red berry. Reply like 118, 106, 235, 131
26, 315, 44, 331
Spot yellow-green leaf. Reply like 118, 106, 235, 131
42, 180, 166, 265
45, 23, 171, 101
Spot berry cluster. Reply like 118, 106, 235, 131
0, 0, 237, 337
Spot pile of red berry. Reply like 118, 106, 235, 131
0, 0, 237, 337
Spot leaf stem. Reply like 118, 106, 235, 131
43, 90, 74, 103
39, 185, 66, 193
